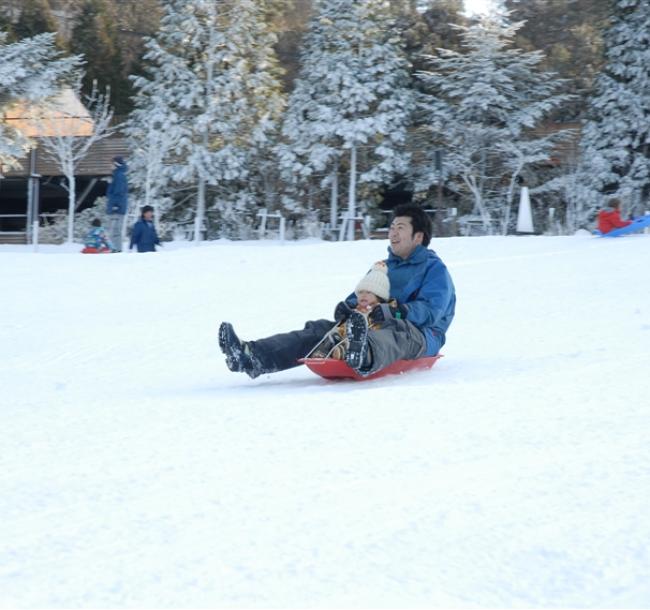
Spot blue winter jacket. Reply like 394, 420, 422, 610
130, 219, 160, 253
347, 245, 456, 356
106, 164, 128, 215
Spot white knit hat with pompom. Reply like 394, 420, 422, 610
355, 261, 390, 301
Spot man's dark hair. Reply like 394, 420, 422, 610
392, 204, 432, 247
608, 197, 621, 209
91, 218, 101, 227
141, 205, 154, 216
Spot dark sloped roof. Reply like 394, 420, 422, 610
4, 136, 130, 177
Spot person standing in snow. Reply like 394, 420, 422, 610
219, 204, 456, 378
129, 205, 160, 253
597, 198, 632, 234
106, 156, 128, 251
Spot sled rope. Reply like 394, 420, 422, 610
305, 323, 345, 359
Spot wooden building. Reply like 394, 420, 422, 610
0, 89, 129, 244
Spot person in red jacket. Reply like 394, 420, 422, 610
597, 198, 632, 234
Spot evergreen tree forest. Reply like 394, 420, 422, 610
1, 0, 649, 238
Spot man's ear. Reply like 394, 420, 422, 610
414, 231, 424, 245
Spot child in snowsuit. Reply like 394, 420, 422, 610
597, 198, 632, 234
82, 218, 114, 253
311, 262, 397, 359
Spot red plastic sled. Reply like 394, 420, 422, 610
81, 246, 111, 254
300, 355, 443, 381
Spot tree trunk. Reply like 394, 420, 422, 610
193, 13, 216, 246
66, 173, 76, 243
465, 175, 491, 234
346, 145, 357, 241
194, 177, 205, 244
262, 161, 274, 210
503, 177, 517, 235
330, 162, 339, 231
503, 161, 524, 235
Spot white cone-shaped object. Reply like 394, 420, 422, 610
516, 186, 534, 233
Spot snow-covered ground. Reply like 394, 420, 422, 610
2, 234, 650, 608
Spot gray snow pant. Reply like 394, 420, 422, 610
364, 317, 426, 374
249, 317, 426, 375
107, 214, 124, 251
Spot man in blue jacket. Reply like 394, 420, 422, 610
129, 205, 160, 253
219, 204, 456, 378
106, 156, 128, 251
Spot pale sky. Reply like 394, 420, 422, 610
463, 0, 496, 15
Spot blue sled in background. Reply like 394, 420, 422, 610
594, 215, 650, 237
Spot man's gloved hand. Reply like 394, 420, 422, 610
334, 301, 355, 322
368, 302, 409, 324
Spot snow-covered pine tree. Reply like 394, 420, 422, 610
576, 0, 650, 223
278, 0, 413, 239
277, 7, 342, 227
216, 0, 285, 239
127, 0, 284, 242
418, 16, 572, 235
124, 65, 176, 231
0, 32, 81, 174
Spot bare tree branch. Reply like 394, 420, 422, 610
38, 78, 116, 243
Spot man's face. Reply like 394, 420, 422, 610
388, 215, 423, 259
143, 211, 154, 221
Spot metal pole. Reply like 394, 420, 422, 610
33, 172, 40, 243
26, 148, 37, 243
338, 214, 347, 242
32, 220, 39, 252
258, 208, 267, 239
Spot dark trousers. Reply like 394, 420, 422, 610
249, 319, 334, 374
250, 317, 426, 375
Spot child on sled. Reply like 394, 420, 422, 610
82, 218, 115, 253
310, 262, 398, 360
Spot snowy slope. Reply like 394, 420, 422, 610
1, 235, 650, 608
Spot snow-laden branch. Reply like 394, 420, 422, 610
0, 31, 82, 174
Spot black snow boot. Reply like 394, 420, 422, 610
218, 322, 264, 379
344, 311, 371, 371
